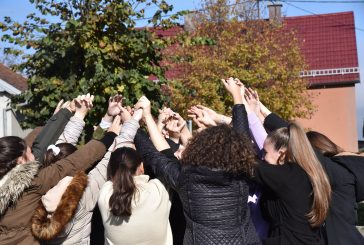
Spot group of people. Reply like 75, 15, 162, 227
0, 77, 363, 245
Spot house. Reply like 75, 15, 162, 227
0, 63, 30, 137
154, 8, 360, 152
282, 10, 360, 152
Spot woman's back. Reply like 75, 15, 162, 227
98, 176, 172, 245
177, 165, 259, 245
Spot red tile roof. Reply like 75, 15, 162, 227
154, 11, 360, 86
0, 63, 27, 91
284, 11, 360, 86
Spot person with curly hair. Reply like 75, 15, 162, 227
131, 78, 260, 245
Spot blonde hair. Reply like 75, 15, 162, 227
267, 122, 331, 227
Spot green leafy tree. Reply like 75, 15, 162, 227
166, 0, 314, 119
1, 0, 183, 128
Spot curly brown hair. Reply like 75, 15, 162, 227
181, 124, 256, 177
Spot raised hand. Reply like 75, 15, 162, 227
74, 94, 94, 119
132, 108, 143, 122
107, 115, 122, 135
245, 88, 260, 115
134, 96, 152, 118
196, 105, 220, 123
120, 106, 132, 123
188, 106, 216, 127
53, 99, 65, 115
157, 107, 174, 131
166, 117, 185, 134
107, 95, 123, 117
221, 77, 244, 104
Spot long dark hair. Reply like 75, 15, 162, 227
181, 124, 256, 176
0, 136, 27, 179
107, 147, 142, 217
43, 143, 77, 167
267, 123, 331, 227
306, 131, 344, 157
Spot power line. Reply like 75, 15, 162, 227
282, 1, 364, 32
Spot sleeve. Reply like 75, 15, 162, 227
32, 108, 72, 163
112, 119, 140, 149
263, 113, 289, 132
232, 104, 250, 137
134, 129, 181, 190
253, 160, 286, 193
55, 115, 85, 145
24, 127, 43, 147
80, 120, 140, 211
248, 112, 267, 151
35, 133, 117, 195
160, 148, 178, 160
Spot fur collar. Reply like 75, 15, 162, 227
31, 171, 88, 240
0, 161, 40, 215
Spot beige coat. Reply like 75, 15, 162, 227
98, 175, 172, 245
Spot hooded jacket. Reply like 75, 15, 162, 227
0, 128, 115, 245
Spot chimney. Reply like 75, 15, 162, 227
184, 11, 198, 32
268, 2, 283, 23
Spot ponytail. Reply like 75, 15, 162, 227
267, 123, 331, 227
109, 165, 136, 217
286, 123, 331, 227
107, 147, 141, 217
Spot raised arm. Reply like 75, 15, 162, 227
134, 96, 181, 189
81, 115, 139, 211
24, 127, 43, 147
134, 129, 181, 190
32, 108, 72, 163
55, 115, 85, 145
135, 96, 170, 151
247, 112, 267, 151
221, 77, 250, 136
34, 115, 121, 195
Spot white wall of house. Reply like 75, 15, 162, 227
0, 79, 31, 138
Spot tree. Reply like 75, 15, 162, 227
166, 0, 314, 119
0, 0, 183, 128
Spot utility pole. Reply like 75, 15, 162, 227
257, 0, 260, 19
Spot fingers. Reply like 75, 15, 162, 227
56, 99, 64, 109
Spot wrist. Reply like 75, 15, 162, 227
74, 111, 87, 119
144, 113, 153, 120
103, 113, 113, 123
233, 95, 243, 104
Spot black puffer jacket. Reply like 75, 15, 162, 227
134, 104, 260, 245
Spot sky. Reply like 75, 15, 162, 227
0, 0, 363, 140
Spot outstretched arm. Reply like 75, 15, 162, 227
134, 96, 170, 151
134, 129, 181, 190
32, 108, 72, 163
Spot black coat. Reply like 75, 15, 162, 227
264, 113, 364, 245
134, 104, 260, 245
248, 114, 325, 245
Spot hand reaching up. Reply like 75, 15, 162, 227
221, 77, 244, 104
188, 106, 216, 128
134, 96, 152, 118
107, 95, 123, 117
74, 93, 94, 119
120, 106, 132, 123
132, 109, 143, 122
245, 88, 260, 115
108, 115, 122, 135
